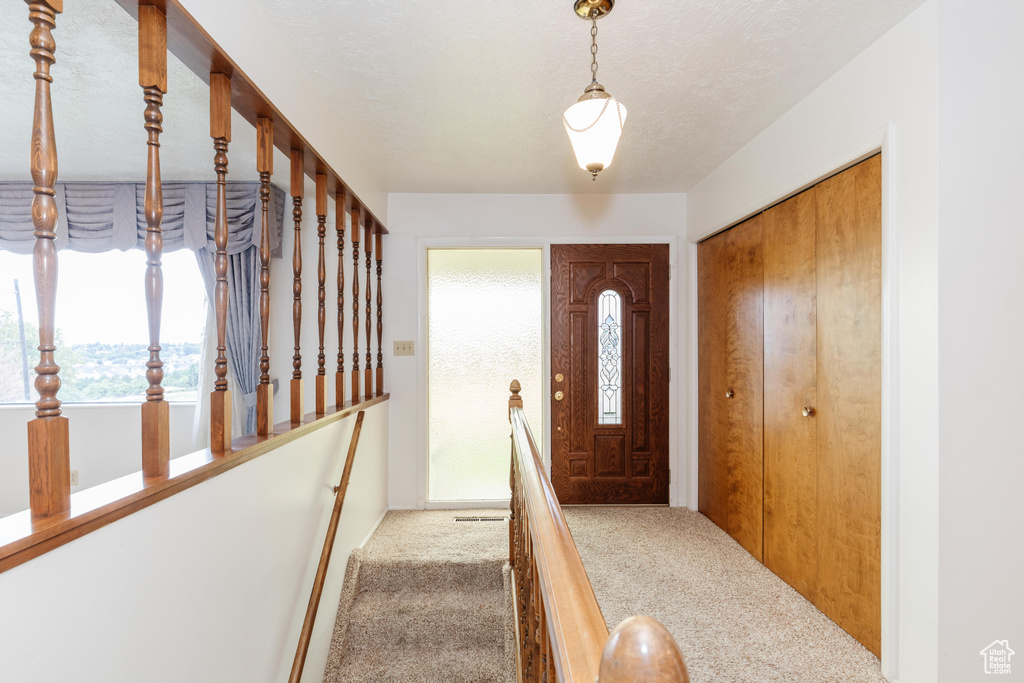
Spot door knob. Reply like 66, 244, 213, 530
802, 406, 815, 417
725, 389, 734, 399
554, 391, 565, 401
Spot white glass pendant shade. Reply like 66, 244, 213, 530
563, 95, 627, 175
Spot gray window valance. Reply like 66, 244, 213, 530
0, 181, 285, 257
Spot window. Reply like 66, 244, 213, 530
0, 249, 206, 404
427, 248, 543, 502
598, 289, 622, 425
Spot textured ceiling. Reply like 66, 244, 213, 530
253, 0, 927, 194
0, 0, 259, 183
0, 0, 926, 193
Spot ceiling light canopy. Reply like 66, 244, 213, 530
563, 0, 627, 181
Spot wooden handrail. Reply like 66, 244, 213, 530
110, 0, 389, 235
289, 409, 366, 683
509, 380, 608, 681
508, 381, 689, 682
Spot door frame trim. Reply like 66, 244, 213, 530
416, 236, 680, 508
685, 123, 899, 678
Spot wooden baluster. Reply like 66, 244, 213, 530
255, 117, 273, 436
509, 442, 516, 567
363, 220, 372, 399
515, 474, 522, 575
350, 206, 360, 402
523, 529, 533, 681
527, 546, 538, 682
598, 616, 691, 683
375, 231, 384, 396
290, 149, 304, 423
139, 5, 169, 477
509, 380, 522, 566
544, 626, 551, 683
539, 586, 550, 683
25, 0, 69, 518
209, 72, 232, 452
536, 570, 545, 683
520, 512, 529, 649
314, 173, 327, 415
335, 193, 347, 408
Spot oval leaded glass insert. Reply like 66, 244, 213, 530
598, 289, 622, 425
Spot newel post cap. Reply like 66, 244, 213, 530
598, 615, 689, 683
509, 379, 523, 419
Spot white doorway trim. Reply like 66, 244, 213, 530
416, 236, 680, 508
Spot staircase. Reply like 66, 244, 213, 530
323, 511, 514, 683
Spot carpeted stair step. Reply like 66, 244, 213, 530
323, 511, 515, 683
344, 588, 506, 652
334, 643, 509, 683
356, 557, 505, 594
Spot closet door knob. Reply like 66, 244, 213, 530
725, 389, 734, 399
802, 406, 815, 417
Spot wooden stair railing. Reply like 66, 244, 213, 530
3, 0, 393, 576
508, 381, 690, 683
209, 71, 233, 452
350, 208, 361, 402
290, 148, 305, 424
315, 174, 329, 416
139, 3, 169, 476
256, 116, 274, 436
25, 0, 70, 519
289, 409, 366, 683
375, 230, 384, 396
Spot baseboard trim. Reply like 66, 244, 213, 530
358, 508, 388, 549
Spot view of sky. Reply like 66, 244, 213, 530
0, 249, 207, 345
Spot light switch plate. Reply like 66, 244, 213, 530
393, 340, 415, 356
70, 470, 79, 487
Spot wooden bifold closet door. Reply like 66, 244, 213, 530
698, 154, 882, 656
697, 217, 764, 561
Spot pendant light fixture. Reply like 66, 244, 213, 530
563, 0, 627, 180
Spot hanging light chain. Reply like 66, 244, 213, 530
563, 98, 624, 134
590, 13, 599, 83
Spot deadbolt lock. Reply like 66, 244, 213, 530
554, 391, 565, 401
555, 373, 564, 383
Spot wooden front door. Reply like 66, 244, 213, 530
550, 244, 670, 505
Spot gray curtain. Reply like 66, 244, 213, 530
0, 181, 285, 256
0, 179, 285, 435
196, 246, 261, 434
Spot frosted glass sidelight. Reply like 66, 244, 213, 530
427, 249, 543, 502
598, 289, 622, 425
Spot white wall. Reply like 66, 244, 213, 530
0, 402, 388, 683
0, 402, 196, 517
176, 0, 387, 222
685, 4, 938, 681
385, 193, 686, 510
936, 1, 1024, 680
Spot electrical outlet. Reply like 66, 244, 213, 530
70, 470, 79, 487
393, 340, 415, 356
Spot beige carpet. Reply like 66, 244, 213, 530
324, 507, 885, 682
563, 506, 887, 683
322, 510, 515, 683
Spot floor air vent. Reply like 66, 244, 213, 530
454, 516, 507, 522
